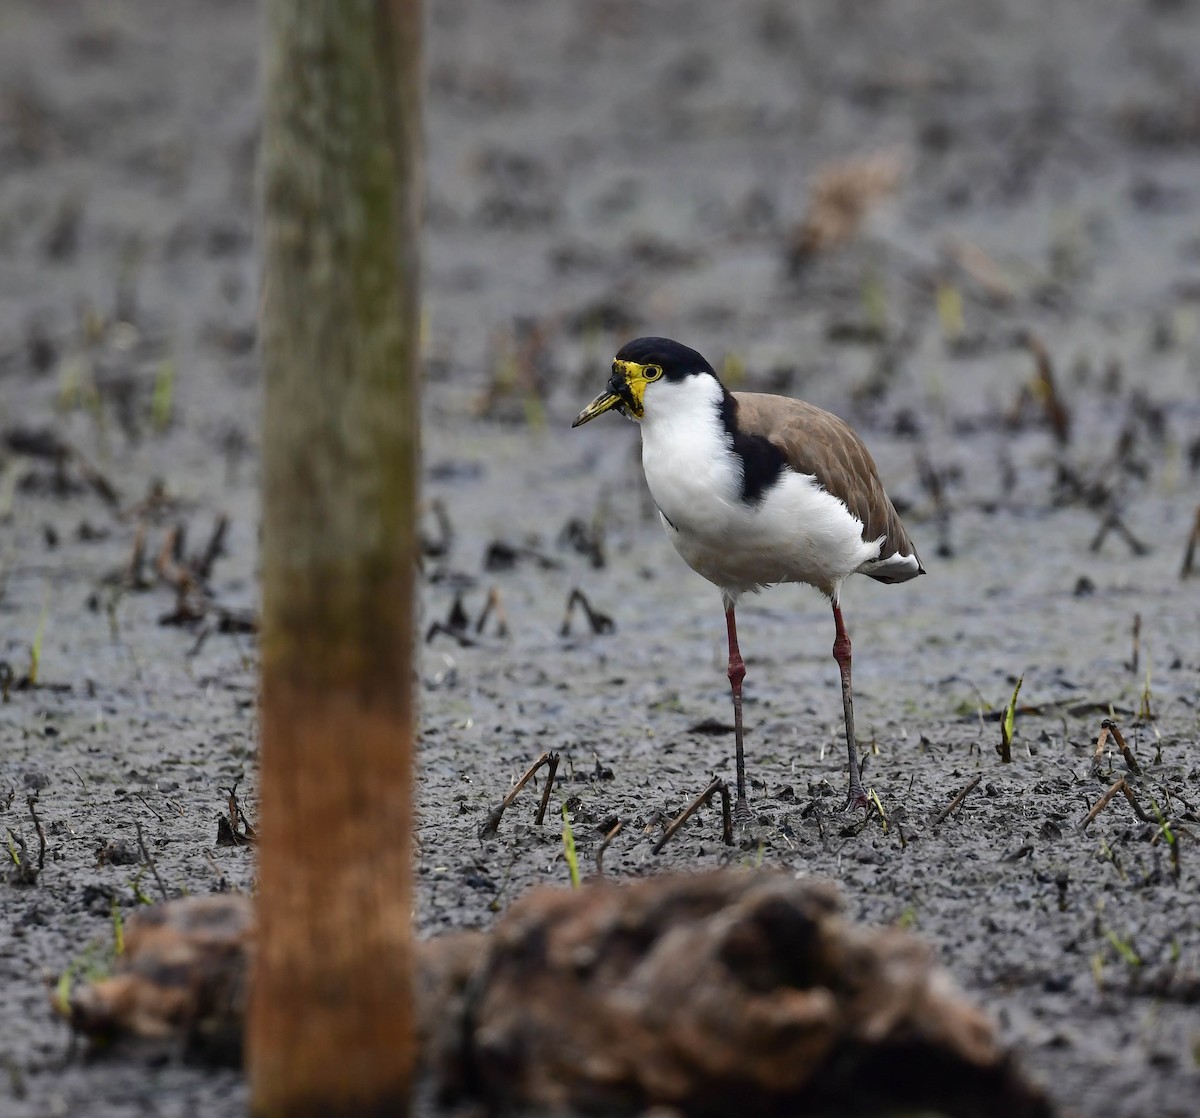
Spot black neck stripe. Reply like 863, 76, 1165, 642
718, 390, 787, 505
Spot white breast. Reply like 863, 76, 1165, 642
638, 376, 881, 602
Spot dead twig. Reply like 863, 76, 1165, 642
478, 751, 560, 839
6, 796, 45, 885
421, 498, 454, 559
226, 785, 254, 837
652, 778, 734, 854
72, 448, 120, 509
28, 795, 46, 873
424, 622, 477, 648
1095, 719, 1141, 776
484, 539, 562, 572
1022, 334, 1070, 446
944, 237, 1017, 304
155, 525, 195, 592
1091, 722, 1113, 772
559, 588, 614, 637
930, 774, 981, 827
1089, 510, 1149, 556
1182, 504, 1200, 580
1078, 777, 1154, 832
135, 792, 164, 823
134, 820, 169, 902
594, 820, 622, 876
157, 587, 209, 628
6, 829, 37, 885
558, 517, 606, 569
475, 587, 509, 638
216, 784, 256, 847
534, 753, 560, 827
215, 607, 257, 635
188, 619, 215, 658
425, 591, 478, 646
3, 428, 121, 509
916, 455, 953, 559
123, 522, 151, 590
193, 514, 229, 582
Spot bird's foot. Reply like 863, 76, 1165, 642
845, 779, 870, 814
733, 795, 753, 827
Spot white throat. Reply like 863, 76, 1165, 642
638, 373, 742, 529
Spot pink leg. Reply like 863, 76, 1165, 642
833, 601, 868, 811
725, 606, 750, 820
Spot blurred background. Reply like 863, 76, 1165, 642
2, 2, 1200, 1116
3, 1, 1199, 435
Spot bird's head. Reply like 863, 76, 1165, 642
571, 337, 716, 427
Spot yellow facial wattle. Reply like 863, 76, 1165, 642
571, 360, 662, 427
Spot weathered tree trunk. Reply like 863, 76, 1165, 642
251, 0, 421, 1114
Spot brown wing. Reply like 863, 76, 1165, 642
732, 391, 922, 574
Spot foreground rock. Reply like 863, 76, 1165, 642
66, 870, 1051, 1117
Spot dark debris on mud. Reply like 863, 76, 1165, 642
3, 1, 1200, 1117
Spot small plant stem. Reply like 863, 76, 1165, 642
594, 820, 622, 877
477, 751, 559, 839
134, 820, 169, 901
1079, 777, 1154, 831
534, 752, 560, 826
652, 778, 732, 854
931, 774, 982, 827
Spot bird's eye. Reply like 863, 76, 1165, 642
644, 365, 663, 381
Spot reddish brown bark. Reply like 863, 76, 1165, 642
251, 0, 421, 1114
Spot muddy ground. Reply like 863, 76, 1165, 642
2, 0, 1200, 1115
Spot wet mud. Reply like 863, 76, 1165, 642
2, 1, 1200, 1115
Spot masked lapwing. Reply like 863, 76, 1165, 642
573, 336, 924, 819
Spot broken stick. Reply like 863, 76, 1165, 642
1078, 777, 1153, 831
478, 751, 560, 839
652, 778, 733, 854
931, 774, 982, 827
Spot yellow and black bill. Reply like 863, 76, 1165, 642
571, 360, 650, 426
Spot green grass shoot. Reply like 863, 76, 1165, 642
151, 356, 175, 432
49, 939, 114, 1019
1151, 798, 1179, 879
111, 898, 125, 956
52, 970, 73, 1019
1104, 928, 1141, 968
998, 674, 1023, 763
1098, 838, 1127, 881
6, 831, 18, 866
1150, 798, 1174, 844
561, 802, 580, 889
936, 281, 964, 343
869, 787, 889, 833
29, 593, 49, 687
131, 868, 154, 906
862, 263, 888, 335
1137, 662, 1154, 721
56, 353, 96, 412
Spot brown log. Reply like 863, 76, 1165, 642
251, 0, 422, 1114
69, 873, 1051, 1118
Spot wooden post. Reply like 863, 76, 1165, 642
251, 0, 421, 1114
